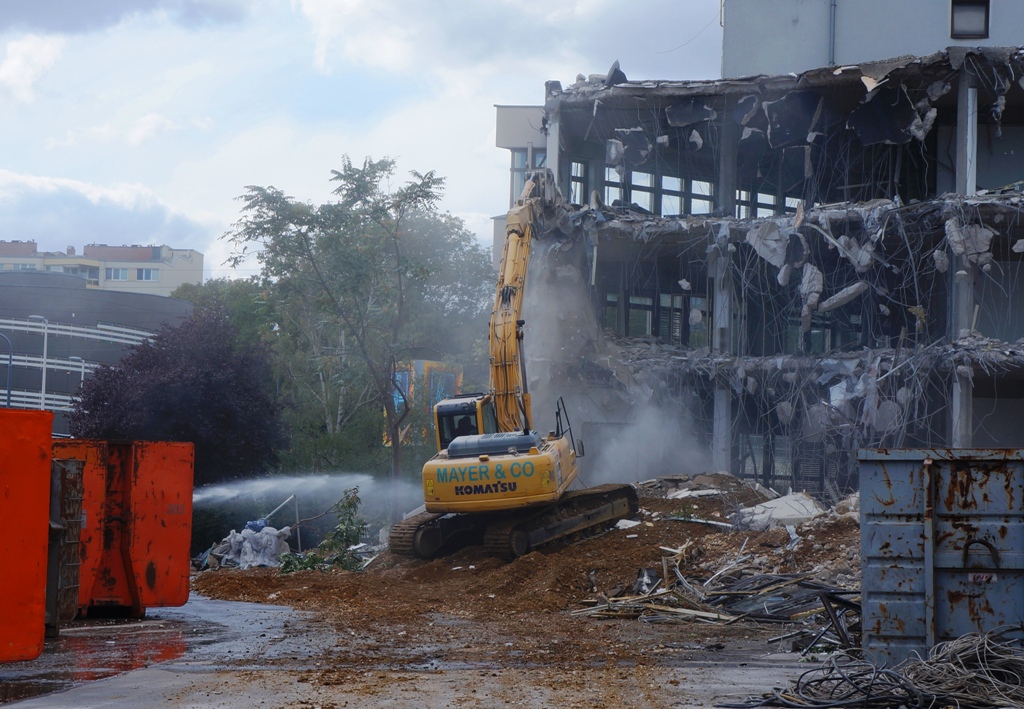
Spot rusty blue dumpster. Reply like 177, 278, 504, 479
860, 448, 1024, 665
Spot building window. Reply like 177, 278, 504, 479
14, 263, 37, 270
569, 161, 588, 205
661, 176, 714, 217
510, 147, 546, 205
45, 265, 64, 272
604, 166, 623, 205
628, 296, 653, 337
630, 172, 655, 213
603, 293, 619, 330
105, 267, 128, 280
659, 293, 684, 344
951, 0, 989, 39
137, 268, 159, 281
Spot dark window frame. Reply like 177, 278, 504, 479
951, 0, 990, 39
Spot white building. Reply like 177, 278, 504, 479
0, 242, 203, 297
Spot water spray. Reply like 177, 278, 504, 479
260, 494, 302, 552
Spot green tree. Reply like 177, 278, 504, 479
171, 277, 275, 346
69, 310, 287, 487
225, 157, 492, 513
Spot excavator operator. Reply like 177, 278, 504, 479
453, 416, 477, 438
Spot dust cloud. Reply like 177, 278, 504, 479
522, 232, 712, 487
579, 403, 713, 485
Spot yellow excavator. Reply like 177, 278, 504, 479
390, 170, 638, 560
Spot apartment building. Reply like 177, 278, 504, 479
0, 242, 203, 296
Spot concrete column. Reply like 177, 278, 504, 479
712, 255, 732, 354
545, 111, 563, 195
716, 98, 739, 217
955, 71, 977, 196
949, 69, 978, 446
950, 250, 975, 447
616, 263, 627, 335
712, 256, 733, 472
713, 387, 732, 472
952, 373, 973, 448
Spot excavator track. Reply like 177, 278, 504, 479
391, 484, 639, 562
388, 512, 444, 558
483, 518, 530, 560
389, 511, 488, 559
485, 483, 639, 561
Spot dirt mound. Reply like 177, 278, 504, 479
194, 488, 860, 633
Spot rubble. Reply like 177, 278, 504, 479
567, 477, 862, 652
195, 475, 863, 683
201, 523, 292, 570
730, 626, 1024, 709
733, 493, 827, 530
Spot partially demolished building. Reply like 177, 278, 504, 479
507, 47, 1024, 499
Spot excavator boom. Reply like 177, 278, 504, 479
489, 172, 555, 432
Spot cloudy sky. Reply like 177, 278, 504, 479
0, 0, 723, 279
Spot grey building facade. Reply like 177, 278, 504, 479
722, 0, 1024, 78
0, 271, 193, 434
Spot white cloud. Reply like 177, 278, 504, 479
45, 115, 213, 150
289, 0, 721, 86
0, 170, 213, 256
0, 0, 726, 283
127, 113, 182, 146
0, 35, 65, 103
44, 123, 116, 149
0, 169, 153, 208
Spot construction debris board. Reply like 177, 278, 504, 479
509, 47, 1024, 499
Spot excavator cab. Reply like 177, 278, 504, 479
433, 394, 498, 452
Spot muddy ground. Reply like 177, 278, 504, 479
188, 484, 860, 708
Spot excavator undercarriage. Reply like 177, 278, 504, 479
390, 483, 638, 561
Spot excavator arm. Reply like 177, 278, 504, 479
489, 169, 564, 434
490, 182, 535, 433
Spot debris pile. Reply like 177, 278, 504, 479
200, 521, 292, 570
566, 473, 863, 654
195, 474, 863, 667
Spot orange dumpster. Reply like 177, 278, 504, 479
52, 440, 194, 618
0, 410, 54, 662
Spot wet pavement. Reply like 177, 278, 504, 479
1, 595, 805, 708
0, 595, 331, 707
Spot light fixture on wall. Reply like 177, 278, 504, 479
951, 0, 989, 39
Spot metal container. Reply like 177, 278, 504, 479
860, 448, 1024, 665
0, 409, 54, 663
56, 459, 84, 624
53, 440, 194, 618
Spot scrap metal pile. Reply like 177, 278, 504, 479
573, 550, 860, 656
724, 626, 1024, 709
572, 475, 862, 655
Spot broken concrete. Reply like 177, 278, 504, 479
734, 493, 826, 530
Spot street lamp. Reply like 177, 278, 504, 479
28, 316, 48, 410
0, 332, 12, 407
68, 356, 85, 390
